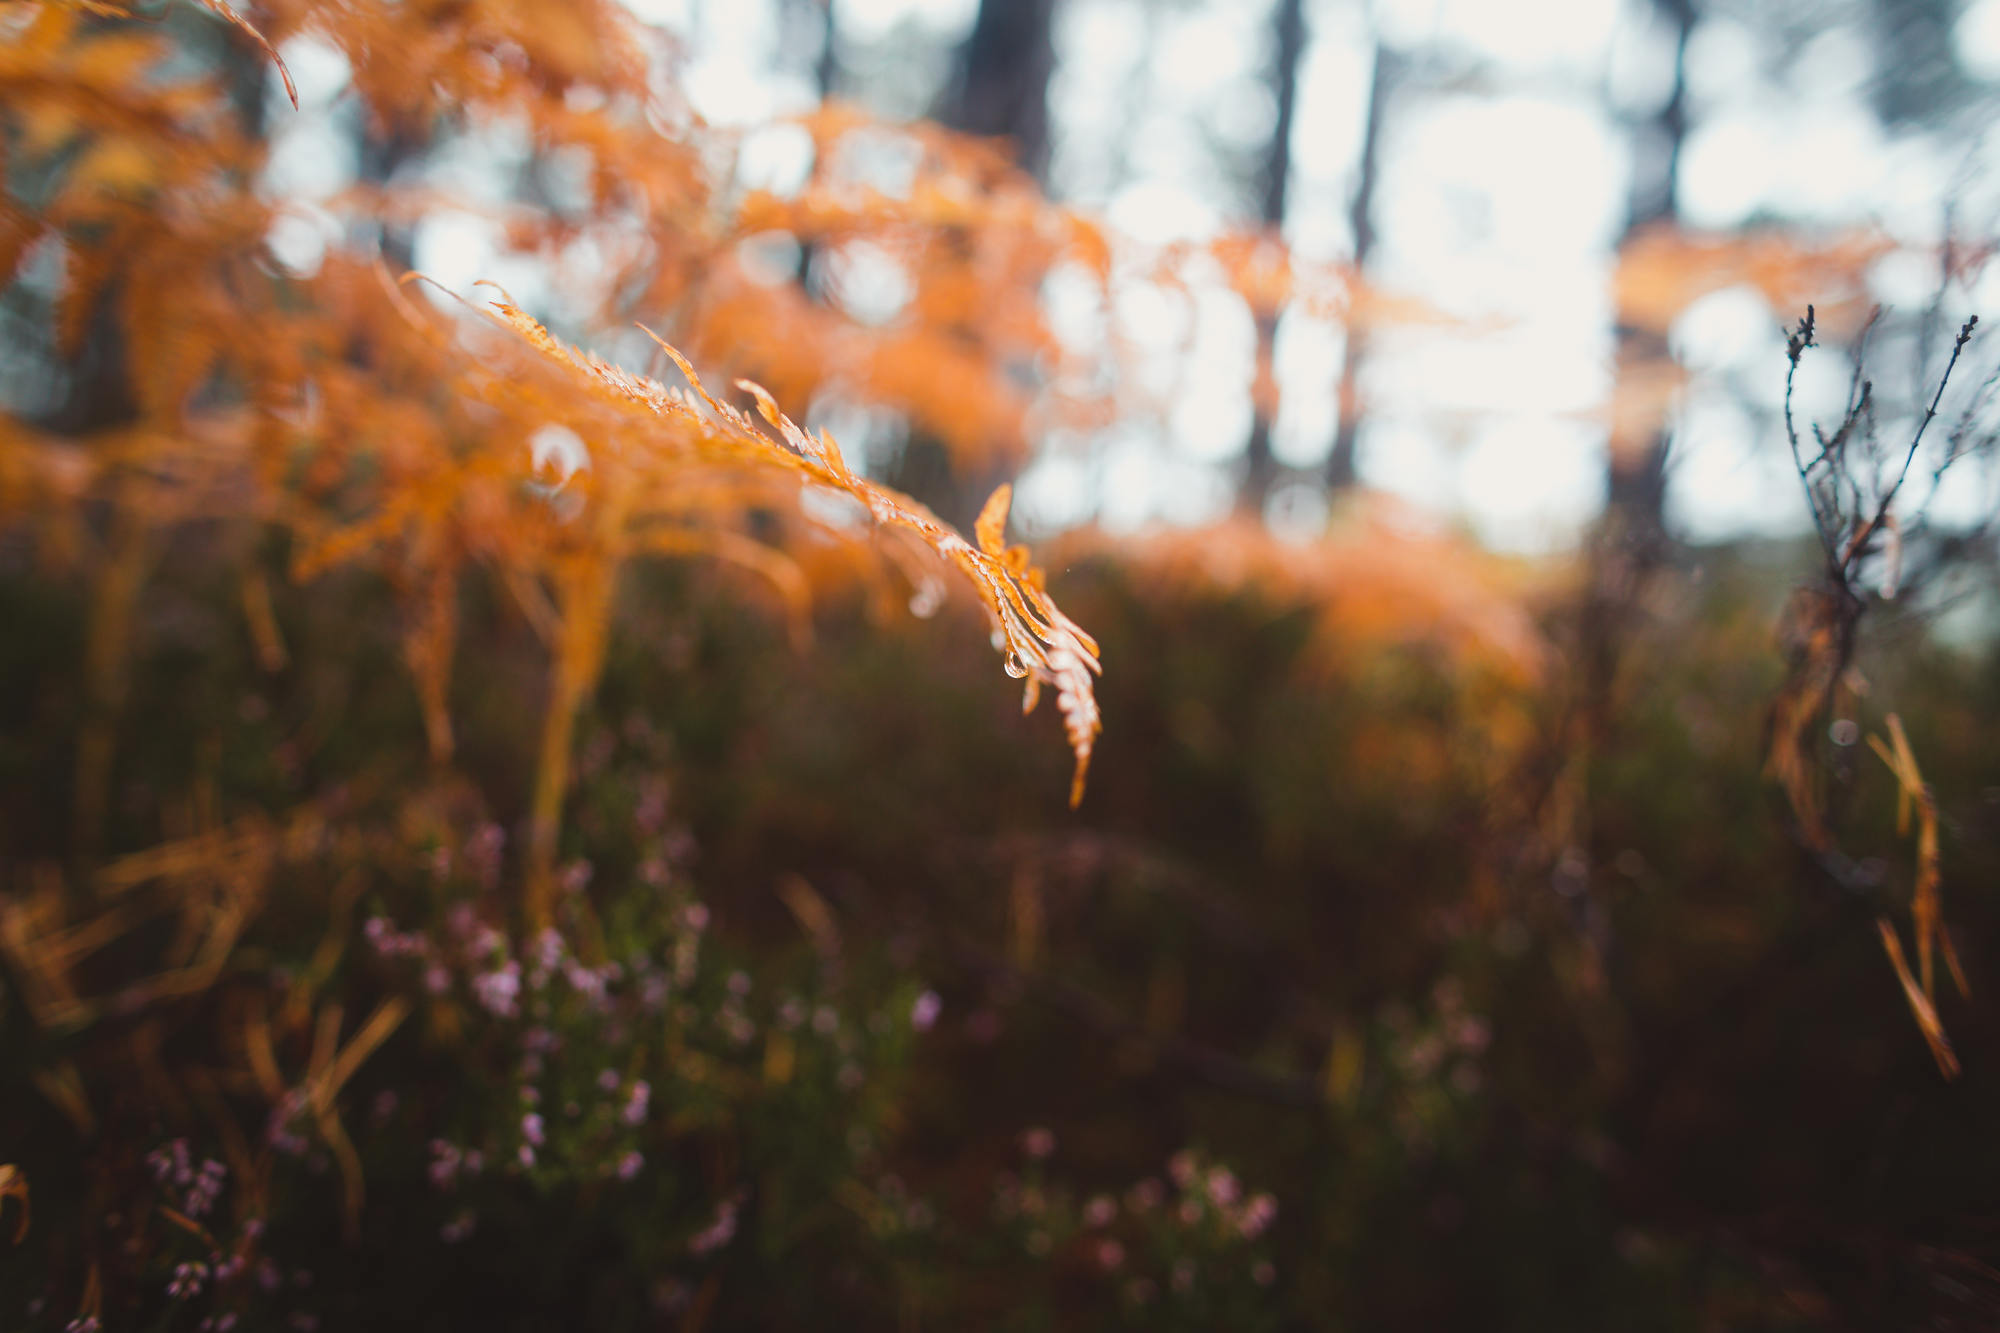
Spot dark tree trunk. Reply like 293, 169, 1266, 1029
795, 0, 841, 290
1607, 0, 1696, 532
939, 0, 1059, 181
812, 0, 840, 100
1325, 40, 1394, 492
1241, 0, 1305, 514
884, 0, 1061, 531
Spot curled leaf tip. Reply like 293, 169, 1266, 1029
975, 484, 1012, 557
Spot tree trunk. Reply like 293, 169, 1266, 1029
1606, 0, 1696, 533
813, 0, 840, 100
886, 0, 1061, 530
795, 0, 840, 289
939, 0, 1059, 181
1241, 0, 1305, 514
1325, 40, 1394, 492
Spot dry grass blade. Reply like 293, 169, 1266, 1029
1766, 588, 1846, 851
1867, 714, 1967, 1077
266, 997, 412, 1238
0, 1164, 28, 1243
1878, 918, 1960, 1079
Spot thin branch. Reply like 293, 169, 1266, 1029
1869, 315, 1979, 550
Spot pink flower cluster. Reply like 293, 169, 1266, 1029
427, 1138, 485, 1190
167, 1262, 207, 1300
687, 1192, 743, 1256
147, 1139, 227, 1218
1001, 1145, 1281, 1305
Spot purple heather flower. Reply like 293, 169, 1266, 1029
640, 974, 670, 1010
428, 1140, 461, 1189
617, 1151, 644, 1182
473, 961, 521, 1017
465, 824, 504, 889
1083, 1195, 1117, 1228
910, 990, 942, 1032
182, 1159, 226, 1218
687, 1195, 741, 1256
1239, 1192, 1278, 1239
146, 1142, 180, 1184
1020, 1127, 1056, 1160
266, 1096, 308, 1156
167, 1262, 207, 1300
597, 1068, 621, 1092
563, 961, 606, 1003
636, 785, 668, 833
521, 1113, 545, 1146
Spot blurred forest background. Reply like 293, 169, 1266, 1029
6, 0, 2000, 1329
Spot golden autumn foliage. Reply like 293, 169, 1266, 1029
1102, 501, 1548, 689
0, 0, 1118, 915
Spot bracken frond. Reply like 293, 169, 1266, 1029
473, 293, 1102, 806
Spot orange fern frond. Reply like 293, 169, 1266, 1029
476, 293, 1102, 805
